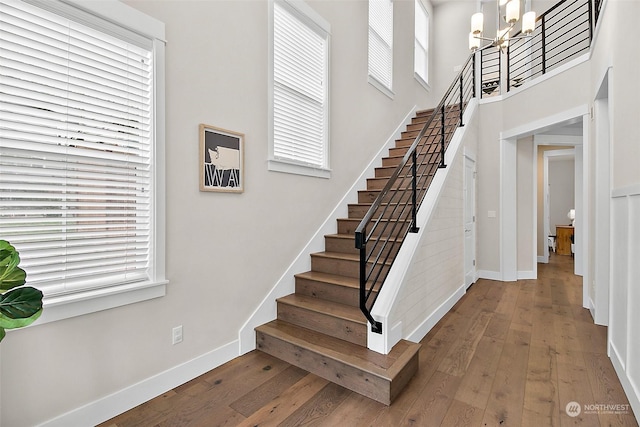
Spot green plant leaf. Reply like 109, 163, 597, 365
0, 240, 26, 291
0, 266, 27, 292
0, 240, 20, 270
0, 327, 5, 342
0, 287, 44, 329
0, 308, 43, 330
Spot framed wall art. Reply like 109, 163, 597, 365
199, 124, 244, 193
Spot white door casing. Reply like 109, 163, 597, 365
464, 155, 477, 288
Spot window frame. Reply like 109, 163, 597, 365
268, 0, 331, 179
0, 0, 167, 325
414, 0, 430, 90
368, 0, 394, 98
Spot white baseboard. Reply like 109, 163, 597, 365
517, 270, 537, 280
39, 340, 239, 427
588, 297, 596, 320
537, 255, 548, 263
609, 342, 640, 423
406, 284, 466, 344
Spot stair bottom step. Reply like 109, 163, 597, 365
255, 319, 420, 405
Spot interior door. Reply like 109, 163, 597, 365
464, 156, 476, 288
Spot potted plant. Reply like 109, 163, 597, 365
0, 240, 43, 342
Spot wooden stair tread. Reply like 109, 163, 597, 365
256, 319, 420, 379
326, 232, 403, 243
311, 249, 391, 265
416, 108, 435, 116
310, 251, 359, 262
295, 270, 360, 289
277, 294, 366, 325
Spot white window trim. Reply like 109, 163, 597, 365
414, 0, 430, 91
13, 0, 167, 326
268, 0, 331, 179
368, 0, 394, 99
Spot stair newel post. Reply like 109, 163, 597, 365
355, 229, 382, 334
410, 150, 419, 233
459, 73, 464, 127
439, 104, 447, 169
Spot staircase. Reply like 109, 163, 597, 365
255, 107, 463, 405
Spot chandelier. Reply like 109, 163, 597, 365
469, 0, 536, 52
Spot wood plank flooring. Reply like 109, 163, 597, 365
100, 255, 638, 426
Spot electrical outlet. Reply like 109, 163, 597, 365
172, 325, 183, 345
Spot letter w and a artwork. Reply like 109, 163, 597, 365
200, 125, 244, 193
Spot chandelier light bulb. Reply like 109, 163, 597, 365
522, 11, 536, 34
506, 0, 520, 24
471, 12, 484, 35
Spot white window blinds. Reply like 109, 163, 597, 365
415, 0, 429, 84
0, 0, 153, 297
273, 1, 328, 170
369, 0, 393, 90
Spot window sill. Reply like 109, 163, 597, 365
414, 72, 431, 92
34, 280, 168, 326
368, 75, 395, 100
268, 159, 331, 179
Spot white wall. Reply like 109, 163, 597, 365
0, 1, 438, 425
431, 0, 476, 100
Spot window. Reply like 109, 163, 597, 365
368, 0, 393, 96
414, 0, 430, 89
0, 0, 166, 323
269, 0, 330, 179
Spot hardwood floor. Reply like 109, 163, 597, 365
101, 255, 637, 426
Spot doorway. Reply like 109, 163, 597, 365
499, 105, 590, 306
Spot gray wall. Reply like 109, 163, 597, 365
548, 158, 575, 230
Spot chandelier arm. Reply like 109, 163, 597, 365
473, 36, 497, 42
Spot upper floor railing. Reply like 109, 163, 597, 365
481, 0, 599, 98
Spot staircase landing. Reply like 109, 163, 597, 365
256, 320, 419, 405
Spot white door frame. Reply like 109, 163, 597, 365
541, 147, 576, 263
593, 67, 612, 326
464, 151, 477, 288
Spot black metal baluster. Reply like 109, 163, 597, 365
588, 0, 593, 41
439, 105, 446, 169
459, 74, 464, 127
507, 43, 511, 92
472, 53, 476, 98
410, 150, 419, 233
541, 15, 547, 75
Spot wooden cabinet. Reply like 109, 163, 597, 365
556, 226, 574, 256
